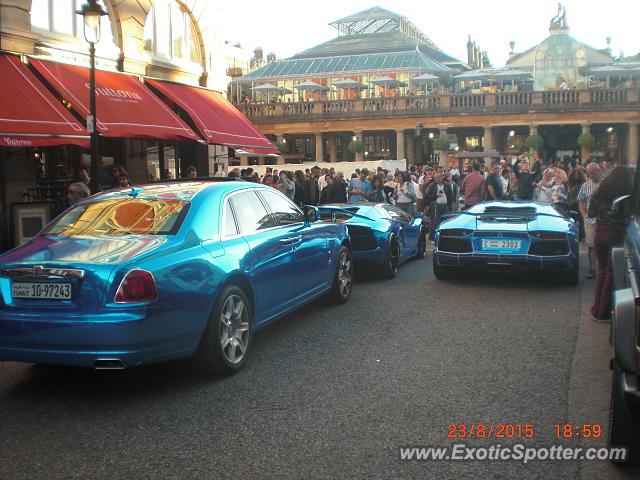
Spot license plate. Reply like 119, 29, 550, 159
12, 282, 72, 300
482, 239, 522, 250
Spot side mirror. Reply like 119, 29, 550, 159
304, 205, 320, 223
611, 195, 631, 213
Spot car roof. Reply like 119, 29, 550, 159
90, 180, 258, 203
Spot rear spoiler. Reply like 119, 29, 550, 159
440, 211, 564, 231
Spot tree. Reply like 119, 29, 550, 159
577, 133, 598, 149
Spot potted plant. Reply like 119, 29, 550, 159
347, 140, 365, 153
577, 132, 598, 162
274, 141, 286, 153
524, 134, 544, 151
432, 137, 450, 168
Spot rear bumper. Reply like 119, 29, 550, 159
435, 251, 576, 271
0, 310, 198, 368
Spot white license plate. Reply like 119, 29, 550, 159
482, 239, 522, 250
12, 282, 72, 300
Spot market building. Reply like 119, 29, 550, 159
0, 0, 277, 251
234, 5, 639, 171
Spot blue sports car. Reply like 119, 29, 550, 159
433, 201, 579, 284
318, 203, 427, 278
0, 181, 353, 375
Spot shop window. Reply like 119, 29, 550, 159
30, 0, 115, 48
144, 0, 202, 65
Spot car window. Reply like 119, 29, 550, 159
222, 200, 238, 236
229, 191, 276, 234
258, 189, 305, 225
383, 205, 411, 223
43, 198, 189, 236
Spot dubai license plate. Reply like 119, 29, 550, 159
482, 239, 521, 250
12, 282, 72, 300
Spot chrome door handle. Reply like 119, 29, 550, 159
279, 236, 302, 244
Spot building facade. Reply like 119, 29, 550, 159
0, 0, 275, 252
233, 6, 639, 170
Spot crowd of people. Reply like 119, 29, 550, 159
68, 154, 635, 323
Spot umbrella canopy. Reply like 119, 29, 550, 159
590, 65, 635, 76
370, 76, 408, 88
251, 83, 292, 94
293, 81, 330, 92
411, 72, 440, 83
453, 70, 494, 81
493, 69, 532, 79
331, 79, 369, 90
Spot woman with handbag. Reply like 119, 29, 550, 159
589, 166, 633, 321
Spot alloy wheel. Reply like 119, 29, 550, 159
219, 294, 250, 365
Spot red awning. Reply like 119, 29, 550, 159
0, 54, 89, 148
145, 79, 279, 155
29, 58, 200, 143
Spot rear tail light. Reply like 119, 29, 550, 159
114, 269, 157, 303
441, 229, 473, 237
530, 231, 566, 240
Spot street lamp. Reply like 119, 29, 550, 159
75, 1, 107, 193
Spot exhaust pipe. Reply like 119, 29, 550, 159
94, 358, 126, 370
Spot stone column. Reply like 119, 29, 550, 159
629, 122, 639, 167
529, 125, 538, 136
258, 156, 265, 165
314, 132, 324, 163
581, 124, 591, 162
396, 130, 405, 161
328, 135, 337, 162
276, 134, 285, 144
354, 131, 363, 162
483, 126, 494, 152
406, 134, 416, 163
439, 128, 449, 168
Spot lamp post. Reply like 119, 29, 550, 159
75, 1, 107, 193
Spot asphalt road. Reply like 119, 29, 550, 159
1, 251, 639, 480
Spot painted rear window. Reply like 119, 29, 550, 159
43, 198, 190, 236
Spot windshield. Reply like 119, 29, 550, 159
43, 198, 190, 237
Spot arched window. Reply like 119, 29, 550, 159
143, 0, 201, 65
30, 0, 116, 51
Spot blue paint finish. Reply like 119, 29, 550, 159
434, 201, 579, 274
0, 181, 350, 368
318, 203, 424, 268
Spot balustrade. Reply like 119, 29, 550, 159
236, 88, 638, 122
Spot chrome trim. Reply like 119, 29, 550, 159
1, 267, 84, 279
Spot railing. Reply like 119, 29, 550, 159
237, 88, 639, 123
590, 88, 628, 103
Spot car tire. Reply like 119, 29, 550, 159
383, 233, 400, 278
608, 360, 640, 465
432, 252, 455, 280
566, 258, 580, 285
328, 245, 353, 304
414, 227, 427, 260
196, 285, 252, 376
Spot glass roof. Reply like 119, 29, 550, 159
238, 51, 450, 81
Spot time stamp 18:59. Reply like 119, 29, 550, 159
447, 424, 603, 439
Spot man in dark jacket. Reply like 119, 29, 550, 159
425, 172, 454, 233
303, 166, 321, 205
325, 171, 347, 203
513, 156, 540, 200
